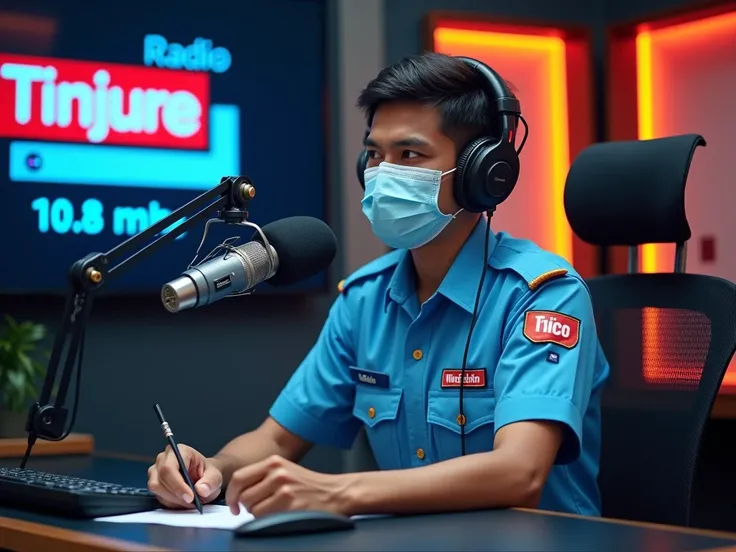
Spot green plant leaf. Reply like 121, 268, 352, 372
4, 314, 18, 331
7, 370, 26, 389
0, 315, 48, 414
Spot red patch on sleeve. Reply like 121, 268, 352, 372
523, 311, 580, 349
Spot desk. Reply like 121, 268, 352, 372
1, 456, 735, 552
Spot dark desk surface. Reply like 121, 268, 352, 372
1, 455, 736, 552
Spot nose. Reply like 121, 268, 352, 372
380, 154, 407, 166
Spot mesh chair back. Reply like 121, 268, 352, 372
589, 273, 736, 525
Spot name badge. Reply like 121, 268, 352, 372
349, 367, 390, 388
441, 369, 487, 389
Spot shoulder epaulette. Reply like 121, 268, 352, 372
528, 268, 569, 291
491, 240, 574, 292
336, 249, 403, 294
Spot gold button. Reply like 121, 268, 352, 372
457, 414, 467, 426
416, 448, 425, 460
368, 407, 376, 419
412, 349, 423, 361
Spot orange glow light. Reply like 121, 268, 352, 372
634, 9, 736, 387
433, 27, 572, 263
635, 10, 736, 273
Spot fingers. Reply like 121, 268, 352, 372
226, 469, 266, 515
195, 464, 224, 504
160, 446, 199, 502
250, 486, 294, 518
225, 455, 280, 514
147, 465, 194, 509
237, 467, 289, 514
148, 445, 201, 508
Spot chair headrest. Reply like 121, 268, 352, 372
564, 134, 706, 247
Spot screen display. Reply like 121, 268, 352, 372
0, 0, 327, 294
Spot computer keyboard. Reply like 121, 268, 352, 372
0, 467, 161, 518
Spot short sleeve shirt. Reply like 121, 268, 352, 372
270, 219, 610, 516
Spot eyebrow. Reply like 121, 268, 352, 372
363, 136, 431, 148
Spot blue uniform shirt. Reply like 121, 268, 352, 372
270, 219, 610, 516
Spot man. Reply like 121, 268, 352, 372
147, 52, 609, 518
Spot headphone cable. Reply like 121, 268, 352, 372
457, 115, 528, 455
517, 115, 529, 154
459, 210, 493, 455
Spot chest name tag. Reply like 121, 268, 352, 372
441, 369, 487, 389
350, 367, 390, 388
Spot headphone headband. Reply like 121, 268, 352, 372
455, 56, 521, 147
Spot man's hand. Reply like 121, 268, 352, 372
225, 455, 352, 517
147, 444, 224, 509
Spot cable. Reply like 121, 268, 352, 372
517, 115, 529, 155
459, 210, 493, 455
457, 115, 528, 456
20, 317, 86, 469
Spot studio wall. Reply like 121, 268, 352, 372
606, 3, 736, 391
428, 17, 597, 277
0, 0, 386, 474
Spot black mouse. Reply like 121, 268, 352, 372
234, 510, 355, 538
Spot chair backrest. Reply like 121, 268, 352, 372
588, 273, 736, 525
565, 134, 736, 526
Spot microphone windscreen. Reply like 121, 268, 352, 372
252, 216, 337, 286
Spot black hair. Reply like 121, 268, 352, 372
356, 52, 510, 151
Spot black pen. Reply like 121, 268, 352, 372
153, 403, 203, 514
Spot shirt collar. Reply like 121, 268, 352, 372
384, 249, 415, 312
437, 217, 497, 312
383, 217, 498, 313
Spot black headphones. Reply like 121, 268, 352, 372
356, 56, 522, 213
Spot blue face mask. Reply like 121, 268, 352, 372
361, 162, 461, 250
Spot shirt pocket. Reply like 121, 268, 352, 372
352, 385, 403, 470
427, 390, 496, 461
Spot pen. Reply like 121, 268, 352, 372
153, 403, 203, 514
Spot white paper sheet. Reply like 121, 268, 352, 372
96, 506, 391, 530
95, 504, 253, 530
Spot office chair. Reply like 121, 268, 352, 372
564, 134, 736, 527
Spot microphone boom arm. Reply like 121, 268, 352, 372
21, 176, 256, 468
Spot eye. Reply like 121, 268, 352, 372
367, 150, 383, 160
402, 150, 422, 159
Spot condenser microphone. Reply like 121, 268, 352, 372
161, 216, 337, 313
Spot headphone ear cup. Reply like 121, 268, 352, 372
356, 149, 370, 190
453, 137, 519, 213
454, 138, 488, 213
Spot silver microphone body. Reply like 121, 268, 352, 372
161, 240, 278, 313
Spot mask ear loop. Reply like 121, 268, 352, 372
440, 168, 463, 219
